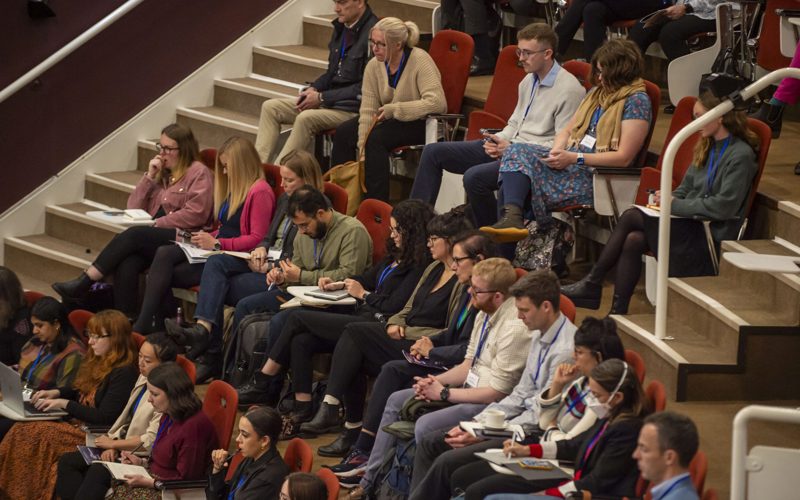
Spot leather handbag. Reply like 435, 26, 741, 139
322, 118, 378, 215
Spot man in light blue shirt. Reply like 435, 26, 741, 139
634, 411, 700, 500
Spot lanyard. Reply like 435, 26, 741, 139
578, 421, 609, 470
564, 387, 590, 417
705, 136, 731, 194
218, 197, 230, 222
455, 293, 472, 330
654, 474, 692, 500
130, 386, 147, 416
376, 262, 398, 291
24, 347, 52, 387
520, 75, 541, 125
154, 415, 173, 447
471, 316, 491, 368
227, 473, 248, 500
588, 106, 602, 134
313, 239, 323, 269
385, 50, 407, 88
532, 317, 567, 385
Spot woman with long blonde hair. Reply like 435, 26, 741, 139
132, 136, 275, 337
563, 89, 759, 314
0, 309, 139, 500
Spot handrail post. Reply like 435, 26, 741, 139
654, 68, 800, 340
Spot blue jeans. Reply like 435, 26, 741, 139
409, 140, 501, 227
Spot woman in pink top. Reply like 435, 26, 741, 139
52, 124, 214, 319
132, 137, 275, 340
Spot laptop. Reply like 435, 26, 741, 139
0, 362, 68, 421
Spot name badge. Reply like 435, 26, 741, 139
580, 134, 596, 149
22, 388, 33, 402
465, 368, 480, 388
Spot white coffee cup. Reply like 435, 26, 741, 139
484, 409, 506, 429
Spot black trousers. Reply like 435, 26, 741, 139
56, 451, 113, 500
330, 117, 427, 202
92, 225, 176, 317
628, 15, 717, 61
133, 244, 204, 333
363, 359, 440, 433
325, 322, 414, 422
453, 460, 561, 499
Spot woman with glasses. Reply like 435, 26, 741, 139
0, 310, 139, 500
329, 17, 446, 202
131, 136, 275, 339
53, 124, 214, 320
237, 199, 435, 425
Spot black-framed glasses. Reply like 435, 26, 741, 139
427, 235, 442, 245
515, 48, 548, 59
468, 286, 497, 294
369, 39, 387, 49
155, 143, 179, 154
88, 333, 111, 341
452, 255, 474, 264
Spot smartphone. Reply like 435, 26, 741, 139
297, 93, 307, 105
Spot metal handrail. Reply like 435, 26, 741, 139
654, 67, 800, 340
0, 0, 145, 105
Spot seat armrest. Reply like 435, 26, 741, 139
427, 113, 465, 120
82, 425, 112, 434
155, 479, 209, 490
589, 166, 643, 176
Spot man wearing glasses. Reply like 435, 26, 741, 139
254, 0, 378, 163
409, 23, 585, 229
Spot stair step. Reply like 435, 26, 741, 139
370, 0, 436, 33
45, 203, 123, 251
719, 239, 800, 308
776, 201, 800, 247
303, 14, 336, 49
85, 171, 142, 209
176, 106, 259, 148
17, 274, 55, 297
253, 45, 328, 85
214, 76, 299, 117
4, 235, 97, 284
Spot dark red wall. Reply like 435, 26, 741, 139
0, 0, 283, 213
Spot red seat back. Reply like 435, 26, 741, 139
23, 291, 45, 308
316, 468, 340, 500
356, 199, 393, 264
625, 349, 647, 384
68, 309, 94, 344
690, 449, 708, 495
559, 294, 576, 324
224, 452, 245, 482
262, 163, 285, 199
203, 380, 239, 450
743, 117, 771, 224
562, 59, 593, 91
638, 79, 662, 168
131, 332, 146, 349
200, 148, 217, 171
283, 437, 313, 472
466, 45, 527, 141
757, 0, 794, 70
645, 380, 667, 412
702, 488, 718, 500
428, 30, 474, 115
323, 182, 349, 214
176, 355, 196, 384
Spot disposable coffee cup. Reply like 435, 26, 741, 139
484, 409, 506, 429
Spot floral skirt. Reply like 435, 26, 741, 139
108, 484, 161, 500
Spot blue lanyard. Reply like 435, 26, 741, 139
376, 262, 398, 291
340, 34, 348, 61
654, 474, 692, 500
705, 136, 731, 194
25, 347, 53, 386
313, 240, 323, 269
385, 51, 407, 88
520, 75, 541, 124
154, 415, 173, 447
218, 197, 230, 221
227, 474, 248, 500
471, 316, 490, 368
532, 317, 567, 385
455, 293, 472, 330
588, 106, 602, 134
130, 386, 147, 416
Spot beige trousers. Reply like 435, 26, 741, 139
254, 97, 356, 163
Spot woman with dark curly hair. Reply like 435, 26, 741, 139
237, 200, 436, 414
0, 266, 32, 366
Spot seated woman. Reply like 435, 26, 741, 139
56, 333, 179, 500
0, 266, 33, 366
53, 124, 214, 319
207, 406, 289, 499
165, 150, 323, 371
280, 472, 329, 500
133, 135, 275, 338
238, 199, 435, 414
482, 38, 652, 243
68, 362, 217, 500
563, 90, 759, 314
300, 210, 473, 436
330, 17, 447, 202
454, 358, 648, 499
0, 309, 138, 500
0, 296, 85, 440
555, 0, 661, 61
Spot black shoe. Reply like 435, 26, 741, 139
663, 104, 675, 114
164, 318, 210, 358
299, 402, 343, 435
795, 161, 800, 175
237, 373, 277, 409
609, 294, 630, 315
561, 275, 603, 310
194, 352, 222, 384
750, 102, 783, 138
319, 426, 361, 457
52, 272, 93, 302
470, 56, 495, 76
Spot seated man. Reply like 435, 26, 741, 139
254, 0, 378, 163
409, 23, 585, 228
634, 411, 700, 500
408, 269, 576, 500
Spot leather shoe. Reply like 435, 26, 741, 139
299, 402, 343, 435
164, 319, 210, 358
237, 373, 278, 409
663, 104, 675, 114
609, 294, 630, 315
561, 276, 602, 310
194, 352, 222, 384
319, 426, 361, 457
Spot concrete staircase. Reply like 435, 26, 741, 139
616, 200, 800, 402
4, 0, 439, 295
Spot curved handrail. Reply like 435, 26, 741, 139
0, 0, 145, 105
654, 67, 800, 340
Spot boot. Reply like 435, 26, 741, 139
299, 402, 343, 435
278, 400, 314, 440
480, 205, 528, 243
194, 351, 222, 385
470, 34, 496, 76
236, 372, 278, 409
609, 294, 630, 315
319, 426, 361, 457
164, 318, 210, 358
750, 101, 783, 138
561, 274, 603, 310
52, 272, 93, 302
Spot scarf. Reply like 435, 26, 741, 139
567, 79, 647, 153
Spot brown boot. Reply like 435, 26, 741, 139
480, 205, 528, 243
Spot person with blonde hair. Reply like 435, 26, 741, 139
53, 123, 214, 319
132, 136, 275, 346
0, 309, 139, 500
330, 17, 447, 202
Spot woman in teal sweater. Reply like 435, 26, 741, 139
563, 90, 759, 314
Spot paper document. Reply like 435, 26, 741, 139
174, 241, 251, 264
95, 461, 152, 480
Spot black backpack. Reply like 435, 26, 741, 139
222, 311, 274, 387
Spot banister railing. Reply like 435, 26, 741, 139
654, 67, 800, 340
0, 0, 145, 105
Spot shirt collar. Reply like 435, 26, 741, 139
538, 313, 566, 344
486, 297, 515, 328
651, 472, 692, 499
539, 60, 561, 88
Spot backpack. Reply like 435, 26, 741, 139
371, 438, 416, 500
222, 311, 274, 388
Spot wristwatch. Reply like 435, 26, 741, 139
213, 241, 222, 251
576, 152, 585, 166
362, 291, 371, 301
440, 384, 451, 402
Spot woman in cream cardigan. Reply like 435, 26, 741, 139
330, 17, 446, 202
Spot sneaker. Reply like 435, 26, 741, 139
335, 462, 367, 478
326, 449, 368, 475
338, 472, 365, 489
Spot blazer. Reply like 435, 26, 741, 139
257, 193, 297, 260
207, 447, 290, 500
106, 374, 162, 450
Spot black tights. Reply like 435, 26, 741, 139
592, 208, 649, 303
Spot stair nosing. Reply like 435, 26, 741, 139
252, 46, 328, 69
668, 278, 749, 330
773, 236, 800, 257
5, 236, 92, 269
215, 78, 296, 100
391, 0, 438, 8
86, 172, 136, 193
175, 107, 258, 134
722, 240, 800, 291
613, 315, 687, 367
46, 205, 127, 234
246, 74, 307, 91
777, 200, 800, 218
303, 14, 335, 27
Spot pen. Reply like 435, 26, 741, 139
119, 442, 145, 462
507, 430, 518, 460
267, 268, 284, 291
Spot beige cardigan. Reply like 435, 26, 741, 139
357, 47, 447, 150
106, 374, 162, 450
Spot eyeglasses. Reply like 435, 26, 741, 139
452, 255, 474, 264
294, 218, 316, 231
88, 333, 111, 341
155, 143, 179, 154
515, 48, 548, 59
469, 286, 497, 295
369, 39, 387, 49
427, 236, 442, 245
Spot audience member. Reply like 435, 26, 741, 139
634, 411, 700, 500
0, 266, 32, 366
52, 124, 214, 319
563, 89, 759, 314
56, 333, 179, 499
330, 17, 447, 202
482, 38, 652, 243
254, 0, 378, 163
409, 23, 585, 228
0, 310, 138, 499
751, 39, 800, 145
134, 136, 275, 338
207, 406, 289, 500
440, 0, 501, 75
280, 472, 329, 500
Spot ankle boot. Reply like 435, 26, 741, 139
470, 34, 496, 76
480, 205, 528, 243
237, 372, 277, 408
750, 102, 783, 138
609, 294, 630, 315
319, 426, 361, 457
300, 402, 343, 435
561, 274, 603, 310
164, 318, 210, 357
52, 272, 93, 301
